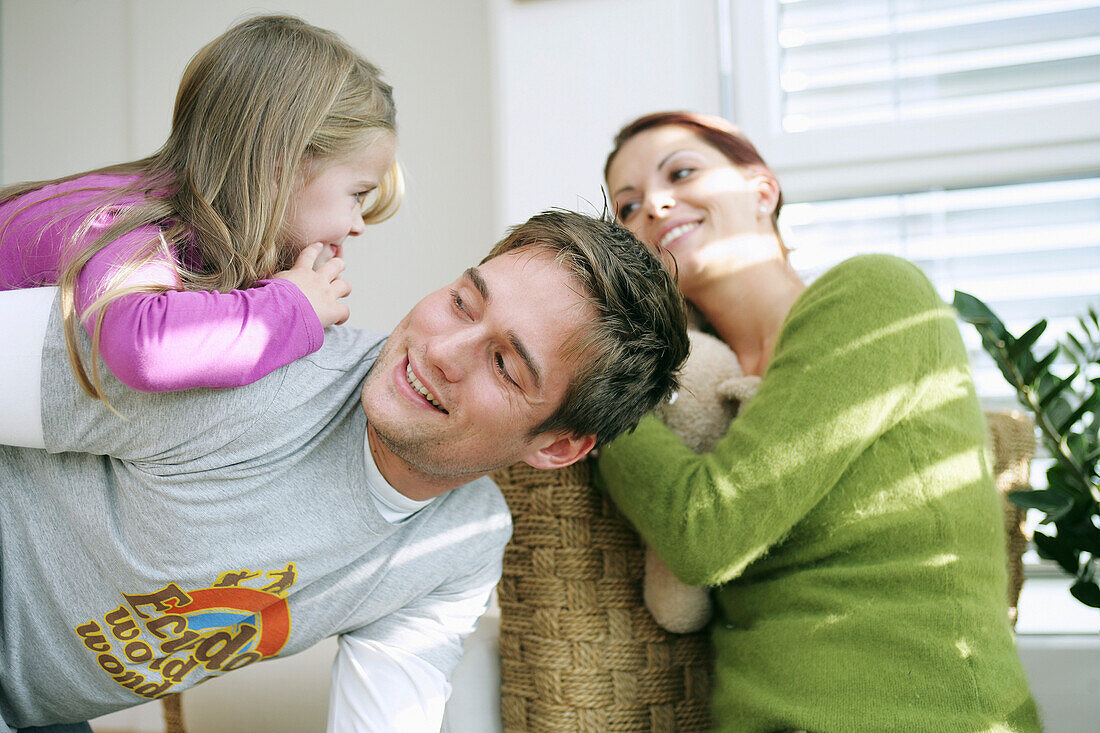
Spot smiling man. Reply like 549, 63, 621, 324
363, 252, 596, 494
0, 210, 688, 733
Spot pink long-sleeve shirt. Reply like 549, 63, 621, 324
0, 173, 323, 391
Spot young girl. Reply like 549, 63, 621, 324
0, 14, 403, 397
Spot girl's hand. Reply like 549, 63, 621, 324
274, 243, 351, 327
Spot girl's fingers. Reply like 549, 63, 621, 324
296, 242, 324, 270
333, 303, 351, 326
318, 256, 347, 280
312, 242, 338, 270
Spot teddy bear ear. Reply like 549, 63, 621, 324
718, 374, 761, 405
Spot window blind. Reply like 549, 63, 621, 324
777, 0, 1100, 133
724, 0, 1100, 632
783, 175, 1100, 411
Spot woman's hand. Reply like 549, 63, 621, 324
274, 242, 351, 327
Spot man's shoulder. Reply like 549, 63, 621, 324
302, 325, 387, 370
434, 475, 513, 543
275, 325, 386, 401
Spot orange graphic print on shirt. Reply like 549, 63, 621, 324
72, 562, 298, 700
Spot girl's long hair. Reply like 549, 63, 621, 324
0, 14, 403, 399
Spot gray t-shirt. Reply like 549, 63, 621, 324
0, 303, 511, 729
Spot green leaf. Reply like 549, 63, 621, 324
1058, 399, 1095, 435
1080, 308, 1098, 332
1008, 320, 1047, 360
1066, 432, 1095, 465
1084, 424, 1100, 452
1045, 464, 1085, 500
1047, 398, 1074, 438
1007, 489, 1073, 515
1070, 579, 1100, 608
1038, 369, 1079, 408
1023, 346, 1060, 385
1084, 385, 1100, 409
1033, 530, 1080, 575
1064, 332, 1087, 362
1080, 531, 1100, 557
1060, 522, 1100, 556
953, 291, 1001, 328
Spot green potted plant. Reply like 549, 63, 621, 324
954, 292, 1100, 608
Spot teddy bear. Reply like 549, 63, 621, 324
644, 327, 760, 634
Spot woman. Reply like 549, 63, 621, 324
596, 111, 1041, 732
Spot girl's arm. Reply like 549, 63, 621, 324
2, 181, 332, 393
78, 228, 326, 392
595, 255, 950, 586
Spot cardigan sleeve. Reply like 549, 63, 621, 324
74, 221, 324, 393
595, 255, 952, 587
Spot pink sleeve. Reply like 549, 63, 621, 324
77, 227, 324, 392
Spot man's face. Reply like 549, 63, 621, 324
361, 248, 595, 487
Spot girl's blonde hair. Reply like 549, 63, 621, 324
0, 14, 403, 399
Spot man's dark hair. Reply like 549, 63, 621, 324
484, 209, 689, 446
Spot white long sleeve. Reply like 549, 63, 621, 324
328, 637, 451, 733
327, 575, 496, 732
0, 286, 56, 448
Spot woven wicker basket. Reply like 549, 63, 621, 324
493, 460, 711, 733
985, 411, 1035, 623
162, 692, 184, 733
493, 411, 1034, 732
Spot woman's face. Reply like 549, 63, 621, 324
607, 125, 774, 287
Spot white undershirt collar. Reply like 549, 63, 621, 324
362, 430, 435, 524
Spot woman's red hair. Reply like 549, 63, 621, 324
605, 111, 784, 225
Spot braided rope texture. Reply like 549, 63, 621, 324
984, 411, 1035, 627
161, 692, 185, 733
494, 461, 711, 733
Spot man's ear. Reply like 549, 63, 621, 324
521, 432, 597, 470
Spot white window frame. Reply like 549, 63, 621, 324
717, 0, 1100, 636
721, 0, 1100, 202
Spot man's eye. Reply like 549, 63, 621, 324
495, 353, 518, 387
618, 202, 639, 220
450, 290, 469, 315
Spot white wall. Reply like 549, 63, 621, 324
0, 0, 494, 334
490, 0, 720, 231
0, 0, 723, 324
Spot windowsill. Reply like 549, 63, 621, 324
1017, 573, 1100, 635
